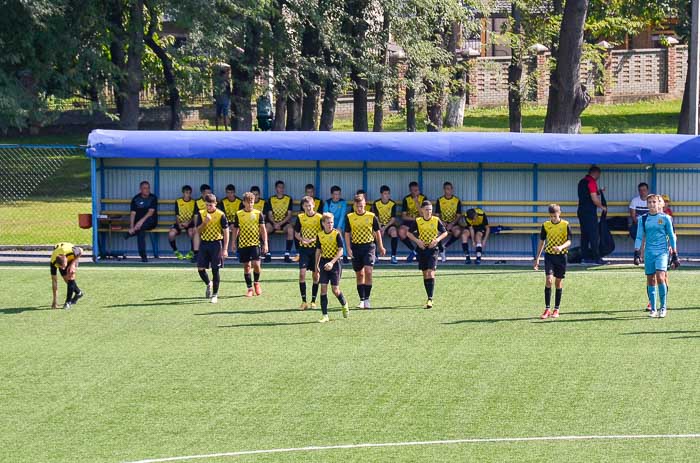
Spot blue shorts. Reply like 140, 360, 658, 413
644, 251, 669, 275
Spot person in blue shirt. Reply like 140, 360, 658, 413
634, 194, 679, 318
323, 185, 348, 262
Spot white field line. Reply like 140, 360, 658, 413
123, 434, 700, 463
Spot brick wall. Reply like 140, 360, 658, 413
611, 49, 666, 96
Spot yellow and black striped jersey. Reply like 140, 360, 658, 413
435, 196, 461, 223
294, 212, 323, 248
316, 229, 344, 259
371, 200, 397, 226
466, 208, 488, 228
175, 198, 195, 223
220, 196, 242, 222
51, 242, 76, 267
197, 208, 228, 241
195, 197, 207, 212
244, 199, 266, 212
540, 219, 572, 255
402, 194, 426, 219
233, 208, 265, 247
265, 195, 293, 222
410, 216, 446, 246
345, 211, 380, 245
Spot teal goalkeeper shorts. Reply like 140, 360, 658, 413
644, 251, 669, 275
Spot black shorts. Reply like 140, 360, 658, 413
382, 224, 398, 234
418, 248, 439, 271
319, 259, 342, 286
351, 243, 376, 272
49, 263, 67, 277
470, 226, 487, 235
197, 240, 223, 269
170, 222, 195, 233
401, 219, 416, 229
238, 245, 261, 263
298, 247, 316, 271
544, 253, 567, 279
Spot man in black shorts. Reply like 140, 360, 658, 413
232, 192, 269, 297
195, 194, 229, 304
315, 213, 349, 322
294, 196, 323, 310
344, 194, 386, 309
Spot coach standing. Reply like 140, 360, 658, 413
577, 166, 606, 265
126, 180, 158, 262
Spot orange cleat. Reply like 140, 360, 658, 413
551, 309, 560, 318
254, 282, 262, 296
540, 308, 552, 320
246, 288, 255, 298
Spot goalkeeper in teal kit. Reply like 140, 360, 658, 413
634, 194, 679, 318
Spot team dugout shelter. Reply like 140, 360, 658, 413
86, 130, 700, 261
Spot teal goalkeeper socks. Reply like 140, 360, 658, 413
647, 285, 657, 311
658, 283, 668, 308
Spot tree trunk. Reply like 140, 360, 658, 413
373, 10, 391, 132
120, 0, 144, 130
344, 0, 370, 132
230, 21, 261, 131
406, 85, 416, 132
286, 92, 302, 131
300, 21, 321, 131
373, 80, 385, 132
445, 21, 466, 128
543, 0, 590, 133
508, 2, 523, 133
273, 85, 287, 131
320, 79, 339, 131
107, 0, 126, 118
351, 67, 369, 131
425, 78, 443, 132
678, 36, 695, 133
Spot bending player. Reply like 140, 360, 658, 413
464, 208, 490, 264
634, 194, 679, 318
232, 192, 268, 297
407, 200, 448, 309
295, 196, 323, 309
50, 243, 84, 310
195, 194, 229, 303
533, 204, 572, 319
315, 213, 349, 322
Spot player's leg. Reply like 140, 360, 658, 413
242, 260, 254, 297
284, 223, 294, 262
461, 228, 472, 264
423, 268, 436, 309
551, 256, 566, 318
656, 263, 669, 317
363, 265, 374, 309
65, 261, 83, 305
474, 230, 484, 264
252, 256, 263, 295
192, 228, 201, 263
299, 265, 308, 309
319, 282, 330, 322
311, 266, 320, 308
398, 224, 416, 262
646, 270, 658, 317
169, 226, 183, 258
388, 226, 399, 264
209, 241, 222, 303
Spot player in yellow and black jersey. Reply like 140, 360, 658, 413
168, 185, 196, 260
247, 186, 267, 212
50, 242, 84, 310
300, 184, 324, 214
264, 180, 294, 263
294, 196, 323, 310
315, 213, 349, 322
190, 184, 213, 263
232, 192, 269, 297
464, 207, 490, 265
533, 204, 573, 320
398, 181, 426, 263
219, 184, 242, 256
407, 201, 449, 309
345, 194, 386, 309
434, 182, 463, 263
195, 194, 229, 304
371, 185, 400, 264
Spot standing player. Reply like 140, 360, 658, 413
315, 213, 349, 323
345, 194, 386, 308
398, 181, 426, 262
168, 185, 196, 260
195, 194, 229, 304
50, 243, 84, 310
191, 184, 213, 263
464, 208, 490, 264
295, 196, 323, 310
371, 185, 399, 264
232, 192, 269, 297
219, 184, 242, 254
533, 204, 572, 319
434, 181, 462, 263
634, 194, 679, 318
407, 201, 449, 309
264, 180, 294, 263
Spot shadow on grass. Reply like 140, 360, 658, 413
0, 306, 53, 314
218, 321, 320, 328
106, 295, 243, 308
197, 305, 419, 316
621, 330, 700, 336
443, 307, 666, 325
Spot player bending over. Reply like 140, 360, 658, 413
295, 196, 323, 310
634, 194, 679, 318
50, 243, 84, 310
315, 213, 349, 322
464, 208, 490, 265
232, 192, 268, 297
407, 200, 449, 309
345, 194, 386, 309
533, 204, 572, 320
196, 194, 229, 304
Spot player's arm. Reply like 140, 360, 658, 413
665, 217, 680, 268
628, 202, 637, 224
231, 221, 239, 253
372, 216, 386, 255
431, 221, 449, 248
293, 220, 305, 243
344, 222, 353, 258
221, 217, 230, 257
406, 225, 423, 249
482, 216, 491, 245
387, 203, 398, 227
196, 210, 209, 233
333, 234, 344, 264
259, 216, 269, 254
401, 197, 410, 221
633, 219, 645, 265
556, 226, 573, 253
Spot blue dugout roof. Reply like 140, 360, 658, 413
86, 130, 700, 164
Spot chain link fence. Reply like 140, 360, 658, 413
0, 145, 91, 246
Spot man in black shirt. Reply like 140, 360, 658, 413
126, 180, 158, 262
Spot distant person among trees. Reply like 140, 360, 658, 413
256, 93, 273, 131
213, 67, 231, 131
125, 180, 158, 262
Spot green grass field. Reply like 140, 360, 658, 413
2, 265, 700, 463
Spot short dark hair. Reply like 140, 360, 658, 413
638, 182, 649, 190
331, 185, 341, 194
353, 194, 365, 203
204, 193, 217, 203
443, 181, 452, 188
275, 180, 285, 188
409, 181, 419, 188
421, 200, 432, 208
182, 185, 192, 193
200, 183, 211, 192
305, 184, 315, 190
356, 189, 365, 196
251, 185, 261, 193
139, 181, 150, 187
548, 203, 561, 214
225, 184, 236, 192
380, 185, 390, 193
588, 165, 601, 175
466, 208, 477, 219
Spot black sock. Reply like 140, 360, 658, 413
402, 238, 415, 251
70, 280, 81, 295
337, 292, 347, 306
555, 288, 562, 309
198, 269, 210, 285
299, 282, 307, 302
253, 272, 260, 282
244, 272, 253, 288
285, 240, 293, 252
445, 235, 457, 247
462, 242, 470, 255
544, 287, 552, 308
321, 294, 329, 315
357, 284, 364, 300
311, 283, 319, 302
424, 278, 435, 299
476, 246, 482, 258
190, 240, 194, 252
65, 282, 74, 304
169, 240, 178, 251
391, 237, 398, 255
365, 284, 372, 299
194, 250, 199, 257
212, 267, 220, 294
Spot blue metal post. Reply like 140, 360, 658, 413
315, 160, 321, 194
91, 157, 99, 262
263, 159, 269, 198
362, 161, 368, 192
418, 162, 423, 191
209, 159, 214, 189
153, 159, 160, 258
651, 163, 658, 192
531, 164, 539, 256
477, 162, 483, 205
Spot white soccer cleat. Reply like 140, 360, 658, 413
356, 301, 365, 309
211, 295, 218, 304
440, 249, 446, 263
649, 309, 658, 318
63, 302, 71, 310
364, 299, 371, 309
659, 307, 667, 318
205, 283, 212, 299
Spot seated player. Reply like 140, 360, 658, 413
398, 181, 426, 263
168, 184, 196, 260
247, 186, 267, 212
301, 184, 323, 213
295, 196, 323, 310
634, 194, 679, 318
232, 192, 269, 297
195, 194, 229, 304
371, 185, 399, 264
464, 207, 490, 265
315, 213, 349, 323
50, 243, 84, 310
533, 204, 572, 320
190, 183, 213, 263
264, 180, 294, 263
219, 184, 242, 255
434, 181, 462, 263
407, 201, 448, 309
